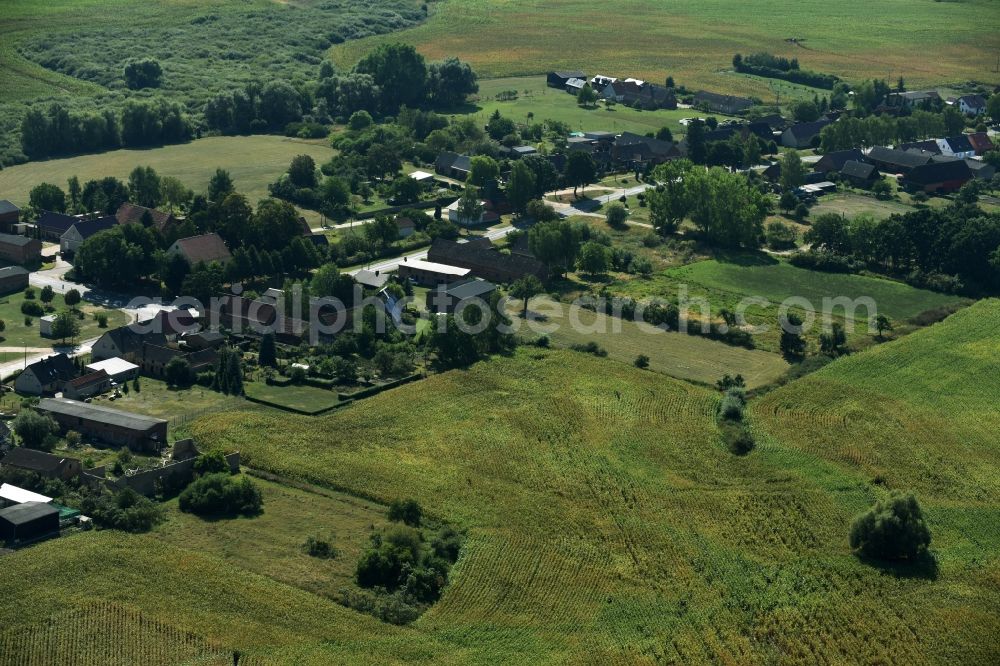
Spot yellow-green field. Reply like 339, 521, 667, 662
332, 0, 1000, 97
4, 303, 998, 664
0, 135, 334, 216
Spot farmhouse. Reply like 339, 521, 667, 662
139, 344, 217, 379
59, 215, 116, 255
547, 71, 585, 88
956, 94, 986, 116
780, 120, 832, 148
426, 278, 498, 314
115, 202, 177, 234
867, 146, 932, 174
0, 265, 30, 294
14, 353, 76, 396
0, 502, 60, 545
35, 211, 79, 242
839, 160, 881, 187
813, 149, 865, 174
903, 159, 973, 193
168, 233, 232, 266
0, 200, 20, 232
62, 369, 112, 400
435, 152, 472, 181
897, 139, 941, 155
37, 397, 169, 452
0, 232, 42, 265
1, 447, 82, 481
590, 75, 617, 88
395, 217, 416, 239
397, 258, 470, 286
427, 237, 547, 283
85, 357, 140, 383
693, 91, 753, 115
936, 135, 975, 159
206, 296, 308, 344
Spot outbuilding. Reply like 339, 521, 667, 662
397, 258, 470, 286
0, 232, 42, 265
37, 397, 169, 452
85, 357, 140, 383
0, 502, 60, 544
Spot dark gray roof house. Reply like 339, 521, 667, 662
897, 140, 941, 155
693, 91, 753, 114
38, 397, 169, 452
35, 211, 79, 239
1, 447, 82, 480
0, 200, 19, 216
780, 119, 832, 148
867, 146, 933, 173
434, 152, 473, 180
840, 160, 880, 185
548, 71, 586, 88
0, 501, 60, 544
426, 278, 498, 314
814, 149, 865, 173
613, 132, 683, 165
941, 135, 975, 155
14, 353, 76, 395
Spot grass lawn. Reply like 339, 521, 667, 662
244, 380, 344, 414
510, 295, 788, 388
0, 291, 128, 350
454, 76, 713, 136
153, 476, 390, 603
0, 135, 336, 226
331, 0, 999, 97
107, 378, 251, 436
808, 191, 921, 220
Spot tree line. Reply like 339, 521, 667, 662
733, 52, 840, 89
20, 100, 191, 160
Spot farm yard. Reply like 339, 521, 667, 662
331, 0, 1000, 96
4, 336, 998, 663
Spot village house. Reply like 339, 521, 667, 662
396, 217, 416, 239
115, 202, 177, 235
91, 326, 168, 362
0, 200, 20, 232
966, 132, 994, 156
813, 149, 865, 174
446, 198, 499, 227
780, 119, 832, 148
936, 135, 976, 159
59, 215, 117, 255
206, 296, 308, 344
0, 266, 30, 294
426, 278, 498, 314
897, 139, 942, 155
139, 344, 217, 379
14, 353, 76, 396
602, 81, 676, 110
547, 71, 586, 88
839, 160, 881, 188
1, 447, 82, 481
354, 269, 390, 291
37, 397, 169, 452
590, 75, 617, 89
179, 330, 225, 351
397, 258, 471, 286
427, 237, 547, 283
903, 159, 973, 194
612, 132, 684, 167
434, 152, 473, 181
35, 211, 80, 242
0, 232, 42, 265
956, 94, 986, 116
693, 91, 753, 115
932, 155, 995, 181
62, 369, 112, 400
168, 233, 232, 266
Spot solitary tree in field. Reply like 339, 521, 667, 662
605, 202, 628, 229
510, 275, 544, 318
874, 314, 893, 340
850, 492, 931, 562
779, 312, 807, 361
64, 288, 81, 310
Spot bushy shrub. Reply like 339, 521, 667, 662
634, 354, 650, 369
850, 492, 931, 561
570, 341, 608, 357
303, 536, 339, 559
720, 421, 754, 455
178, 473, 263, 517
21, 300, 44, 317
81, 488, 165, 533
388, 498, 422, 526
193, 451, 229, 476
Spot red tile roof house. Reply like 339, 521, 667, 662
167, 233, 233, 266
115, 202, 178, 234
62, 369, 112, 400
967, 132, 994, 156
